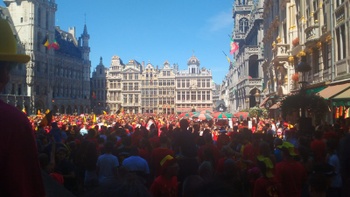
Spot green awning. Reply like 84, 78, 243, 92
306, 86, 326, 95
332, 100, 350, 107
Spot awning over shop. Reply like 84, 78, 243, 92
332, 88, 350, 100
306, 86, 326, 95
331, 88, 350, 107
318, 83, 350, 99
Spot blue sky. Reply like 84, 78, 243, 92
2, 0, 235, 83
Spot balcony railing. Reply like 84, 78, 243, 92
273, 43, 290, 61
305, 25, 320, 45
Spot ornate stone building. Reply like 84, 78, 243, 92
230, 0, 264, 112
155, 61, 176, 114
261, 0, 350, 120
105, 56, 123, 114
175, 55, 213, 113
121, 60, 142, 114
1, 0, 91, 114
101, 55, 213, 114
140, 62, 158, 114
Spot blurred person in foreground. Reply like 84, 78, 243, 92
0, 18, 45, 196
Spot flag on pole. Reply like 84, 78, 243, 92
222, 51, 231, 64
93, 114, 96, 123
39, 110, 53, 127
51, 39, 60, 50
230, 41, 239, 54
42, 35, 51, 49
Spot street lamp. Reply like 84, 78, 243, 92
296, 54, 312, 134
296, 55, 311, 118
254, 89, 260, 107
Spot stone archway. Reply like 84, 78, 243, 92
67, 106, 72, 114
60, 105, 65, 114
53, 105, 59, 114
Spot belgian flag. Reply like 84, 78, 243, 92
42, 35, 51, 49
39, 109, 53, 127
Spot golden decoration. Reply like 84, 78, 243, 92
272, 41, 276, 48
288, 56, 294, 63
315, 19, 318, 23
325, 35, 332, 43
310, 12, 314, 17
316, 42, 322, 49
298, 51, 306, 57
276, 36, 282, 43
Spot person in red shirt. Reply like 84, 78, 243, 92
275, 142, 307, 197
150, 135, 174, 178
310, 130, 327, 164
0, 18, 45, 197
150, 155, 179, 197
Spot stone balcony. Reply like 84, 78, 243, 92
304, 25, 320, 46
272, 43, 290, 62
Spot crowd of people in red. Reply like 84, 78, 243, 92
25, 112, 350, 197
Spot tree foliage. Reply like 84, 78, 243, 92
280, 93, 328, 124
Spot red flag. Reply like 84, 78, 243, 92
51, 39, 60, 50
230, 41, 239, 54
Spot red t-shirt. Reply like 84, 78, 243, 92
151, 147, 174, 177
310, 139, 327, 163
274, 160, 307, 197
150, 175, 178, 197
0, 100, 46, 197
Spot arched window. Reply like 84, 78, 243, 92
239, 18, 249, 33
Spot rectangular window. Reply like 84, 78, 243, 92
191, 91, 196, 100
177, 92, 181, 100
123, 94, 127, 103
207, 91, 211, 100
186, 91, 190, 100
123, 83, 127, 91
129, 83, 133, 91
129, 94, 133, 103
17, 84, 22, 95
135, 74, 138, 80
134, 83, 138, 90
313, 49, 320, 73
135, 95, 139, 103
129, 74, 133, 80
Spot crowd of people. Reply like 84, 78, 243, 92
25, 112, 350, 197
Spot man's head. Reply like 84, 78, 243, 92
0, 19, 30, 90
